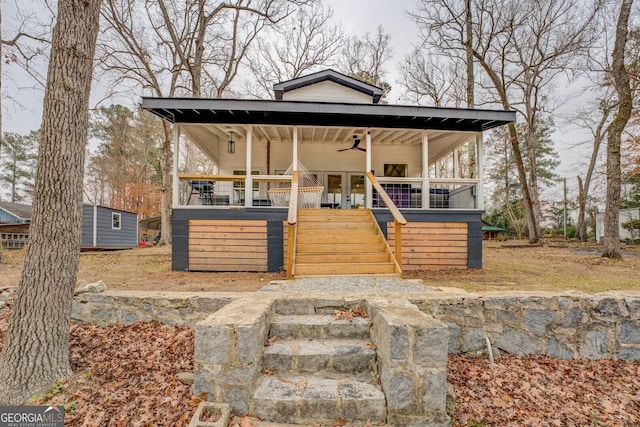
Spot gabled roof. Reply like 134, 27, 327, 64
0, 201, 32, 220
273, 69, 385, 104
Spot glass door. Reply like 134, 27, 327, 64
349, 173, 365, 208
324, 172, 366, 208
325, 173, 344, 208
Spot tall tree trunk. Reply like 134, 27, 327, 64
603, 0, 633, 259
0, 0, 101, 404
577, 175, 587, 241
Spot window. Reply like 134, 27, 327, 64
112, 212, 121, 230
384, 164, 408, 177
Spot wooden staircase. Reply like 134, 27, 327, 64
291, 209, 401, 277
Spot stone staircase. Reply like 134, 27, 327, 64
293, 209, 401, 277
250, 311, 386, 424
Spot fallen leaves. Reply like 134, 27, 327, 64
262, 368, 275, 376
264, 335, 277, 346
448, 355, 640, 426
333, 307, 368, 320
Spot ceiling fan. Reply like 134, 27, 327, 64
337, 134, 366, 152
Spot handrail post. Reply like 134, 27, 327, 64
286, 171, 299, 278
395, 220, 402, 266
286, 224, 295, 279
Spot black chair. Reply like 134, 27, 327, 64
187, 180, 215, 205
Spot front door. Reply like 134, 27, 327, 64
324, 172, 365, 209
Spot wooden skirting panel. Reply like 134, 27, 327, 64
188, 219, 268, 271
387, 222, 468, 270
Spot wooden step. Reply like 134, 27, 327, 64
296, 234, 384, 244
294, 262, 398, 276
296, 243, 388, 253
295, 252, 392, 264
297, 221, 374, 229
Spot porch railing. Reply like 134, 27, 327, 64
373, 177, 479, 209
285, 171, 299, 279
367, 172, 407, 269
177, 173, 292, 207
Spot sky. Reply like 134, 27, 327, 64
0, 0, 603, 205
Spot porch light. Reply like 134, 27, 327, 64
227, 132, 235, 154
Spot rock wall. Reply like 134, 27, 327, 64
72, 291, 640, 360
415, 293, 640, 360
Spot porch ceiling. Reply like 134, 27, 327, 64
140, 97, 515, 132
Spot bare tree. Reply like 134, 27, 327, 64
100, 0, 309, 245
603, 0, 634, 258
398, 52, 466, 107
340, 25, 393, 98
246, 2, 344, 99
0, 0, 101, 404
412, 0, 599, 243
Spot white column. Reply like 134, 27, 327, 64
422, 131, 429, 209
245, 126, 253, 207
476, 132, 484, 210
365, 129, 372, 209
172, 125, 180, 208
292, 127, 299, 171
453, 148, 459, 178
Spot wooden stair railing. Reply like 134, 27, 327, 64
286, 171, 299, 279
366, 172, 407, 268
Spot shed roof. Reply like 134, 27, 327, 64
141, 97, 515, 133
273, 69, 385, 103
0, 202, 32, 220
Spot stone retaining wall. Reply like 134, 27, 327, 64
414, 293, 640, 360
72, 291, 640, 360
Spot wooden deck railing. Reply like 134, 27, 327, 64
285, 171, 299, 279
367, 172, 407, 268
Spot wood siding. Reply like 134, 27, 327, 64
387, 222, 468, 270
188, 219, 268, 271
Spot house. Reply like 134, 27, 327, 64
482, 220, 506, 240
81, 204, 138, 250
141, 69, 515, 276
0, 202, 32, 249
0, 201, 138, 250
595, 208, 640, 242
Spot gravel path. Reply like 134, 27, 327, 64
259, 276, 439, 293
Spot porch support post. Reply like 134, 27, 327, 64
245, 126, 253, 207
476, 132, 484, 210
292, 127, 299, 171
172, 125, 180, 208
453, 148, 459, 178
422, 131, 429, 209
365, 129, 372, 209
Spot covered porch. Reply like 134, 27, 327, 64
142, 96, 514, 275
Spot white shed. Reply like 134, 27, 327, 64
595, 208, 640, 242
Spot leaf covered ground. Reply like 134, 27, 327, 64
2, 309, 639, 426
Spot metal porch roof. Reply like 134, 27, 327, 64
140, 97, 515, 133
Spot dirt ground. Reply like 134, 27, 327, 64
1, 240, 639, 293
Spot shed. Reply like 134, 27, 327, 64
0, 201, 32, 224
482, 220, 506, 240
81, 204, 138, 250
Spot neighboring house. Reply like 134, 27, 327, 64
0, 201, 138, 250
595, 208, 640, 242
81, 204, 138, 250
482, 220, 506, 240
0, 201, 32, 224
142, 69, 515, 275
0, 202, 32, 249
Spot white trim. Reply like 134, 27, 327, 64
245, 126, 253, 207
365, 129, 372, 209
422, 131, 429, 209
476, 132, 484, 210
112, 212, 122, 230
292, 127, 299, 171
172, 125, 180, 207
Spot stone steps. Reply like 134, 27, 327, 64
263, 338, 376, 375
250, 312, 384, 424
251, 374, 386, 425
269, 314, 371, 340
